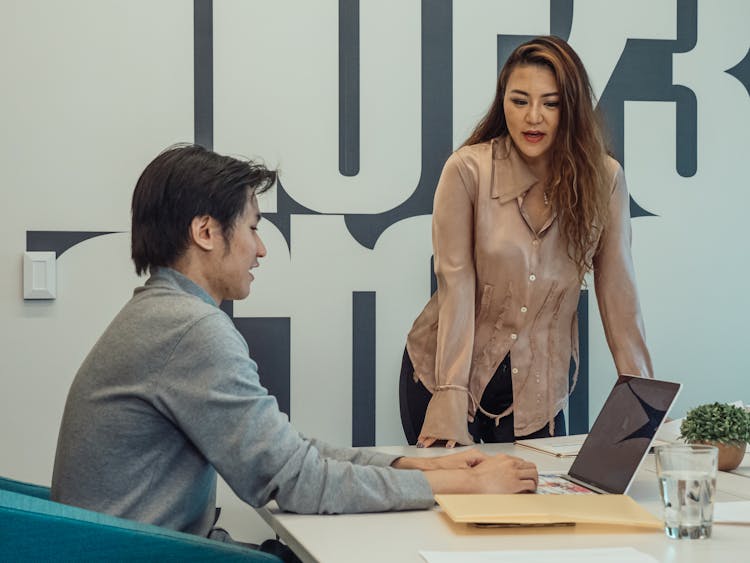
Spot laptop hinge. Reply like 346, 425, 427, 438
563, 475, 609, 495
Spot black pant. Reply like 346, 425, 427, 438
211, 511, 302, 563
399, 349, 565, 444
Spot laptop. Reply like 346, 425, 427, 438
535, 374, 681, 495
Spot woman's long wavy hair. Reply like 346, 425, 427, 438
464, 36, 610, 280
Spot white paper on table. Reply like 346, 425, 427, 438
419, 547, 658, 563
730, 401, 750, 452
654, 418, 683, 443
714, 501, 750, 524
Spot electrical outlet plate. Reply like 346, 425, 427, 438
23, 251, 56, 299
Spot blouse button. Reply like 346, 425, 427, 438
510, 333, 518, 340
512, 367, 519, 374
529, 274, 536, 282
532, 240, 539, 246
520, 306, 528, 313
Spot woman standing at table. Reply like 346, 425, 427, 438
403, 36, 653, 448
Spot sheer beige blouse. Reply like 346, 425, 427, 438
406, 137, 653, 445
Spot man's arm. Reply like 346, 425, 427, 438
391, 448, 488, 471
161, 314, 435, 514
307, 437, 408, 468
162, 314, 537, 513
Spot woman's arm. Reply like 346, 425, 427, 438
418, 152, 478, 447
593, 163, 654, 378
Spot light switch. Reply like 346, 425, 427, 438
23, 251, 56, 299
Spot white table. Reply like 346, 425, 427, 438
257, 444, 750, 563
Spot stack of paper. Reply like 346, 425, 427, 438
435, 494, 662, 529
515, 435, 586, 457
516, 434, 673, 457
714, 501, 750, 525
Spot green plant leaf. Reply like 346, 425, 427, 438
679, 402, 750, 445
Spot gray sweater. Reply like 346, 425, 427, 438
51, 268, 433, 537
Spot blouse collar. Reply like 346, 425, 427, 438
490, 136, 540, 202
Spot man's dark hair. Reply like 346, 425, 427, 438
131, 143, 276, 275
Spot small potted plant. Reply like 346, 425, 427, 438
679, 402, 750, 471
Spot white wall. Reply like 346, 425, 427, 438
1, 0, 748, 543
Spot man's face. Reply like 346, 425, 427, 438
211, 194, 266, 302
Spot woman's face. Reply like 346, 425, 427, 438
503, 64, 560, 173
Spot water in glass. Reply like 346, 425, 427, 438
658, 469, 716, 539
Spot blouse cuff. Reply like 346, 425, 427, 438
420, 387, 475, 446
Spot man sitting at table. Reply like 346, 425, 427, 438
51, 144, 538, 554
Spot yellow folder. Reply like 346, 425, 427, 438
435, 494, 662, 529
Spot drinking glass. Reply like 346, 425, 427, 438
654, 444, 718, 539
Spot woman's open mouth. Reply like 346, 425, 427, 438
522, 131, 545, 143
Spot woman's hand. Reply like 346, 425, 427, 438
428, 448, 488, 470
417, 434, 457, 449
392, 448, 488, 471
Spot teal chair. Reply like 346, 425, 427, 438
0, 476, 281, 562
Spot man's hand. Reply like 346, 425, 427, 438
468, 454, 538, 493
392, 448, 489, 471
421, 454, 538, 495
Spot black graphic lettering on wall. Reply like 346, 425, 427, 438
30, 0, 747, 445
26, 231, 119, 258
598, 0, 698, 217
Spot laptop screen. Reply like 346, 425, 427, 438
567, 375, 681, 494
